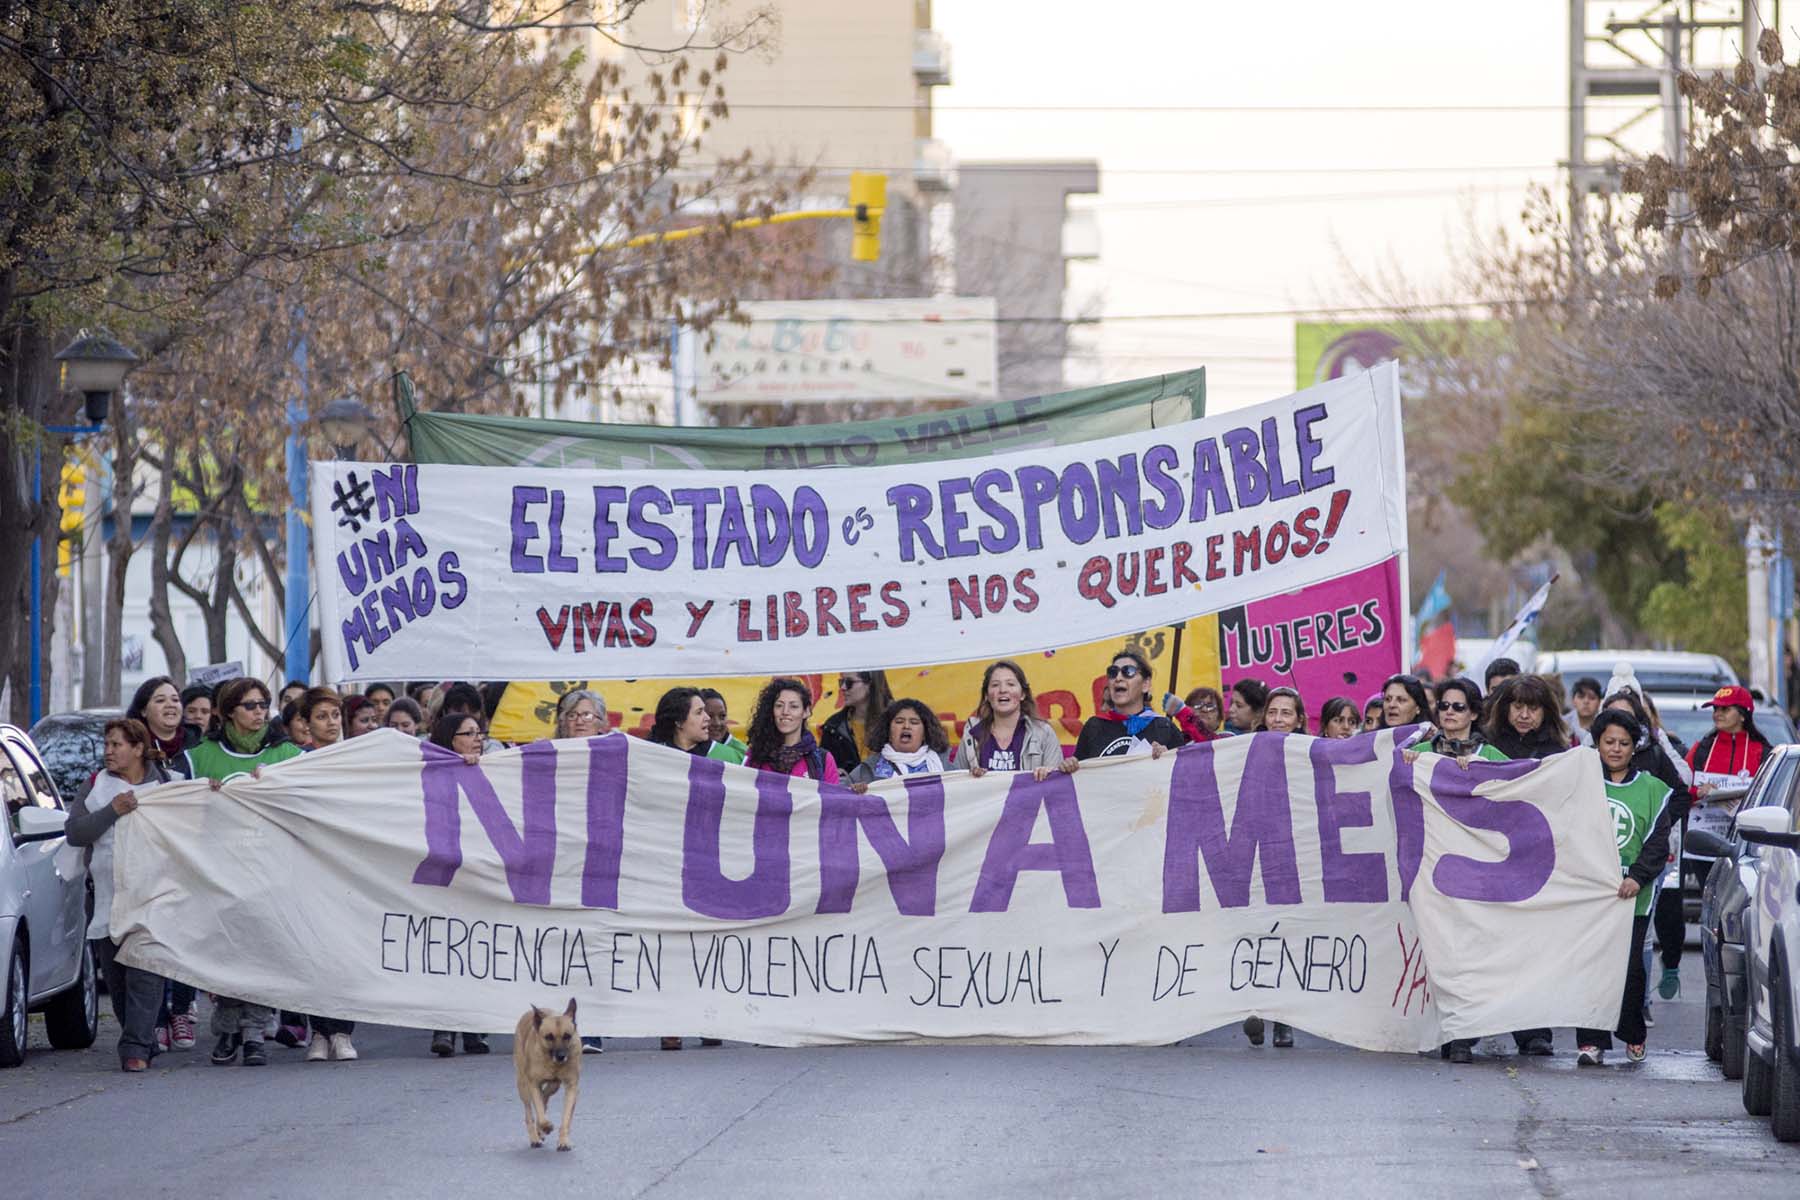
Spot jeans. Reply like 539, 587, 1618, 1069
160, 979, 196, 1025
210, 997, 274, 1041
91, 938, 165, 1063
1578, 913, 1652, 1049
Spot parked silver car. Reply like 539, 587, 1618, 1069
1694, 749, 1797, 1081
1, 723, 99, 1066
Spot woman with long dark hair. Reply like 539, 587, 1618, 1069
847, 699, 951, 788
1379, 674, 1432, 731
746, 678, 840, 783
953, 660, 1069, 779
1318, 697, 1360, 739
819, 670, 894, 774
127, 675, 198, 777
64, 718, 171, 1071
649, 686, 738, 763
1481, 675, 1569, 761
1473, 673, 1568, 1059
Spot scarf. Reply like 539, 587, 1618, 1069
223, 723, 265, 755
871, 743, 945, 779
766, 730, 821, 775
151, 729, 186, 762
1431, 729, 1486, 758
1098, 708, 1158, 738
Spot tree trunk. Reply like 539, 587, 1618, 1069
145, 453, 187, 683
0, 310, 63, 725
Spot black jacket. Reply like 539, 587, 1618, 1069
1487, 725, 1567, 761
1074, 713, 1184, 760
819, 709, 867, 774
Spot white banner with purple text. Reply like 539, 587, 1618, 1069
113, 726, 1631, 1049
310, 367, 1405, 681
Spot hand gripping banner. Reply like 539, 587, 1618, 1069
113, 726, 1630, 1049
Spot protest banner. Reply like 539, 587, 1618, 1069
313, 367, 1405, 683
112, 727, 1631, 1048
401, 367, 1206, 471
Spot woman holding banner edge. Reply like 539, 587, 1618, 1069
953, 660, 1070, 779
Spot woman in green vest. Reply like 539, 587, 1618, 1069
177, 677, 303, 1066
1577, 709, 1679, 1066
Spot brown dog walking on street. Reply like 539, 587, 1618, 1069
514, 998, 580, 1151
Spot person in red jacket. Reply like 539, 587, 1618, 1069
1686, 685, 1771, 785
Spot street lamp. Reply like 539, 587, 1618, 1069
53, 332, 138, 423
32, 330, 137, 723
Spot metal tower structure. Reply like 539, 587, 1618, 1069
1567, 1, 1776, 259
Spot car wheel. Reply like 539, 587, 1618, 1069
43, 941, 98, 1050
1744, 1025, 1776, 1116
1706, 994, 1725, 1062
1723, 1003, 1748, 1080
1772, 989, 1800, 1142
0, 941, 26, 1068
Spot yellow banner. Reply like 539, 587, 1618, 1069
490, 618, 1221, 747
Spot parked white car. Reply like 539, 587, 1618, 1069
1, 723, 99, 1066
1535, 649, 1739, 696
1736, 801, 1800, 1140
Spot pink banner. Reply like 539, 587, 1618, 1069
1217, 557, 1403, 731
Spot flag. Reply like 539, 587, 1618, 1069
1415, 569, 1451, 628
1415, 620, 1457, 679
1475, 574, 1558, 680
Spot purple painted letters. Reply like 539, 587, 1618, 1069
817, 775, 945, 915
682, 757, 792, 919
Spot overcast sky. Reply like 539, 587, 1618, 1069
931, 0, 1575, 410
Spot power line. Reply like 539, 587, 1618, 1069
675, 162, 1563, 178
641, 101, 1649, 114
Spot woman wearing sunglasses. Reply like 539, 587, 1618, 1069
1074, 649, 1184, 761
818, 670, 894, 775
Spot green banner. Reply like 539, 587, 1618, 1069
402, 369, 1205, 470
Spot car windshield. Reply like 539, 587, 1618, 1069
1622, 669, 1736, 694
27, 713, 112, 801
1657, 706, 1798, 750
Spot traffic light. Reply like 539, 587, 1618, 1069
56, 459, 85, 577
849, 172, 885, 262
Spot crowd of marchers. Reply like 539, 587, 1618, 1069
63, 647, 1754, 1072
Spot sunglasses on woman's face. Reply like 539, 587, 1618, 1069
1435, 700, 1469, 713
1195, 698, 1220, 711
1105, 664, 1141, 680
238, 699, 270, 711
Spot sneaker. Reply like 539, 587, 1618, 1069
240, 1040, 268, 1067
121, 1057, 149, 1073
210, 1033, 240, 1066
306, 1034, 331, 1062
1643, 1003, 1655, 1028
661, 1037, 684, 1051
430, 1031, 455, 1057
1242, 1016, 1265, 1046
580, 1037, 605, 1055
1626, 1043, 1647, 1063
1519, 1037, 1554, 1057
1272, 1023, 1294, 1048
171, 1013, 196, 1050
1577, 1045, 1604, 1066
156, 1025, 171, 1053
329, 1032, 358, 1061
1657, 967, 1681, 1000
1448, 1044, 1473, 1064
461, 1033, 489, 1055
275, 1023, 307, 1049
700, 1037, 722, 1047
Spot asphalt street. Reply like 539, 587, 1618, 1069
2, 953, 1794, 1199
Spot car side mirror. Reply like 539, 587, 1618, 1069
1684, 828, 1733, 859
14, 806, 68, 843
1734, 805, 1800, 850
